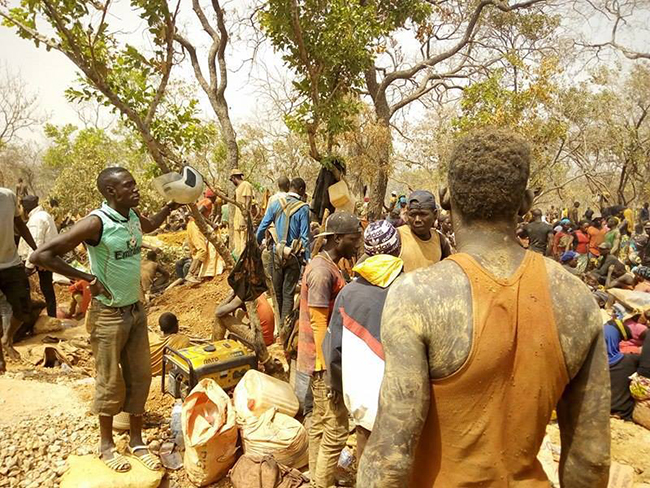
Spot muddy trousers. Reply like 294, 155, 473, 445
272, 255, 301, 331
37, 270, 57, 317
356, 426, 371, 462
308, 371, 349, 488
87, 300, 152, 416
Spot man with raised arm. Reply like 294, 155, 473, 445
358, 129, 610, 487
31, 167, 176, 473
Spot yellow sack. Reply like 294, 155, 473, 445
60, 455, 164, 488
182, 378, 238, 486
633, 400, 650, 430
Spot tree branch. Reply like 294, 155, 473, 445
174, 33, 212, 95
144, 0, 179, 128
192, 0, 219, 40
0, 12, 61, 51
213, 0, 229, 99
379, 0, 545, 92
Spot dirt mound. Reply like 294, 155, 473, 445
547, 418, 650, 482
149, 230, 188, 248
147, 275, 232, 339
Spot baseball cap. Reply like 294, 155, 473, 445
598, 241, 612, 250
633, 266, 650, 280
407, 190, 437, 210
229, 168, 244, 178
315, 211, 362, 238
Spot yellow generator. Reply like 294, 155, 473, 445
162, 338, 257, 399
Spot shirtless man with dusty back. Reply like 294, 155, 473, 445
358, 129, 610, 487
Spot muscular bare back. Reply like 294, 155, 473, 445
397, 248, 602, 380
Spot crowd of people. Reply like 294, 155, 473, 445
1, 128, 649, 487
518, 201, 650, 281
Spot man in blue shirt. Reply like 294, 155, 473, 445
257, 177, 310, 331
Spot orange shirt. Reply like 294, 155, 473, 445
68, 280, 91, 314
256, 294, 275, 346
588, 226, 607, 256
197, 197, 213, 215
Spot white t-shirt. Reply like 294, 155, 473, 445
19, 205, 58, 268
0, 188, 21, 270
268, 191, 288, 207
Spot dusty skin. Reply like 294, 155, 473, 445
357, 217, 611, 488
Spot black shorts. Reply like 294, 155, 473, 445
0, 264, 32, 323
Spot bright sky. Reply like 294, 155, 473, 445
1, 1, 649, 144
0, 0, 285, 141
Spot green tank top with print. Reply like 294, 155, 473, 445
87, 202, 142, 307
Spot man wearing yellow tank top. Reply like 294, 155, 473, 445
397, 190, 452, 273
358, 130, 611, 487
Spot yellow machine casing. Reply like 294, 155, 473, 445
162, 339, 257, 399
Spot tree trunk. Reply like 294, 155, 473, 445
213, 100, 239, 170
365, 67, 392, 222
367, 138, 390, 221
617, 160, 629, 205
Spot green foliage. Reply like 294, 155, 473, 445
486, 9, 561, 43
65, 78, 215, 159
43, 125, 164, 216
454, 56, 567, 189
3, 0, 171, 94
259, 0, 432, 156
2, 0, 215, 166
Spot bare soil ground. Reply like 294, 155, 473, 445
3, 245, 650, 487
147, 275, 232, 339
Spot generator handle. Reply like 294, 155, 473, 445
162, 345, 198, 395
228, 333, 258, 359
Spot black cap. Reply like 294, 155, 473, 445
315, 211, 362, 237
407, 190, 437, 210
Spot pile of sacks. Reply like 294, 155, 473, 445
233, 369, 308, 469
182, 370, 309, 487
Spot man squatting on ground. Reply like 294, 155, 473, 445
31, 167, 177, 473
358, 129, 611, 487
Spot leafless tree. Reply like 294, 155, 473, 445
361, 0, 550, 219
577, 0, 650, 60
174, 0, 240, 169
0, 65, 40, 148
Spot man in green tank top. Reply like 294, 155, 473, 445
31, 167, 177, 473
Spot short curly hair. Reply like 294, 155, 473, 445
448, 129, 530, 221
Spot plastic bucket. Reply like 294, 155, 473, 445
234, 370, 299, 419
